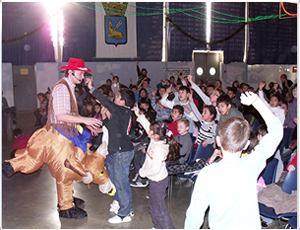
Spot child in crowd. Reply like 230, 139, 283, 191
82, 101, 95, 118
226, 86, 241, 110
161, 85, 201, 134
256, 124, 283, 183
192, 105, 217, 161
130, 85, 139, 103
176, 118, 193, 164
11, 128, 31, 159
134, 105, 179, 229
89, 103, 104, 152
106, 79, 112, 91
111, 74, 120, 96
185, 91, 283, 229
187, 74, 224, 121
168, 105, 184, 137
258, 81, 285, 124
138, 88, 149, 101
86, 78, 135, 224
281, 84, 297, 156
280, 101, 288, 116
33, 92, 48, 128
216, 94, 244, 135
151, 90, 172, 121
139, 98, 156, 122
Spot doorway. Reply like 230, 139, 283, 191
12, 65, 37, 111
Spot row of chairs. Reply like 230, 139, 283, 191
259, 165, 297, 228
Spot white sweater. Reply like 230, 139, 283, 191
137, 114, 169, 182
258, 90, 285, 124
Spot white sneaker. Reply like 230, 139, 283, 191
108, 215, 132, 224
109, 200, 120, 213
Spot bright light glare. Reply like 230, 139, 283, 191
44, 2, 66, 16
44, 2, 65, 61
209, 67, 216, 76
197, 67, 204, 76
206, 2, 211, 44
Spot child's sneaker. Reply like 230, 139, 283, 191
108, 214, 132, 224
130, 180, 149, 188
109, 200, 120, 213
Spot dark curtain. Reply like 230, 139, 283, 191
2, 2, 297, 65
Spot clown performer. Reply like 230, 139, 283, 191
2, 58, 114, 219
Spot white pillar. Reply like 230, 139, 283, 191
162, 2, 169, 62
243, 2, 249, 63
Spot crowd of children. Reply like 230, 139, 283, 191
80, 69, 297, 227
11, 65, 297, 228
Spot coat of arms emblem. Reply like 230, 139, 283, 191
102, 2, 128, 46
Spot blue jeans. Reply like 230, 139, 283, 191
105, 150, 134, 216
192, 143, 214, 161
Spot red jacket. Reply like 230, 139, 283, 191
14, 134, 30, 150
168, 120, 179, 137
287, 152, 297, 170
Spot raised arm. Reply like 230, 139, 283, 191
134, 106, 150, 133
187, 74, 211, 105
86, 77, 118, 114
241, 91, 283, 171
241, 91, 277, 124
160, 85, 175, 109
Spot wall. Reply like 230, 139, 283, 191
2, 62, 297, 109
2, 63, 14, 106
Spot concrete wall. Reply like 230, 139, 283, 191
2, 62, 297, 109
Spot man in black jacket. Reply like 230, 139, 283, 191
86, 78, 136, 224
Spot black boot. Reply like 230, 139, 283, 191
57, 197, 85, 209
59, 206, 87, 219
73, 197, 85, 206
2, 161, 15, 178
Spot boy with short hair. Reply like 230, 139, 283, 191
227, 86, 241, 110
216, 94, 244, 135
185, 91, 283, 229
168, 105, 184, 137
86, 78, 135, 224
176, 118, 193, 164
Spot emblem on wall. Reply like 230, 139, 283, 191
102, 2, 128, 46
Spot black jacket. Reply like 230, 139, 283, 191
91, 89, 133, 154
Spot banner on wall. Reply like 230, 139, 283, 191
95, 2, 137, 58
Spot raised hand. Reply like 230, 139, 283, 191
133, 104, 140, 117
259, 81, 266, 91
166, 85, 172, 94
187, 74, 193, 83
240, 91, 258, 106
